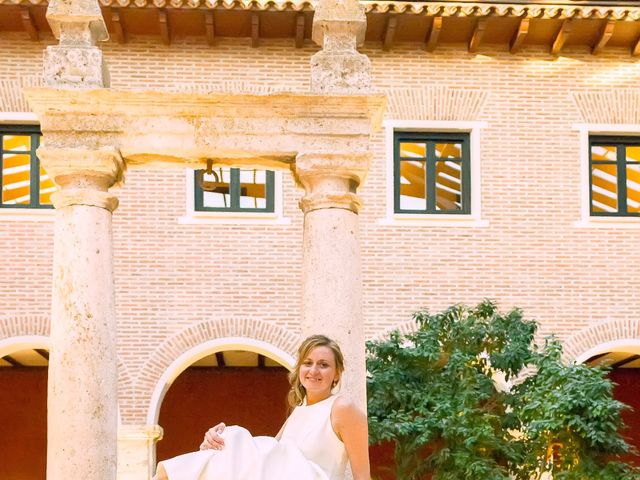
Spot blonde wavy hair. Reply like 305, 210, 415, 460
287, 335, 345, 408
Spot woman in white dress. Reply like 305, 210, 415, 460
153, 335, 371, 480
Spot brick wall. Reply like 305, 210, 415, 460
1, 32, 639, 423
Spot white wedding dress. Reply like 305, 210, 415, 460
159, 394, 348, 480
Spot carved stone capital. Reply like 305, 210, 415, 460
293, 153, 369, 214
37, 146, 125, 211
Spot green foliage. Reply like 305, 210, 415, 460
366, 301, 640, 480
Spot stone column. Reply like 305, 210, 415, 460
117, 425, 164, 480
38, 147, 124, 480
294, 153, 369, 409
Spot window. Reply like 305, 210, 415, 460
0, 125, 54, 209
194, 167, 275, 213
394, 132, 470, 214
590, 136, 640, 217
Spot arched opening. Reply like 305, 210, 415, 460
579, 340, 640, 466
0, 336, 50, 480
153, 341, 293, 462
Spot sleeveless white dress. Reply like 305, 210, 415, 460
159, 394, 348, 480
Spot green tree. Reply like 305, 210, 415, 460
366, 301, 640, 480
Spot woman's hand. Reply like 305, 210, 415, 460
200, 422, 226, 450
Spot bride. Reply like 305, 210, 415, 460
153, 335, 371, 480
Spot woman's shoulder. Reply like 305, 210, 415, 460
331, 396, 366, 424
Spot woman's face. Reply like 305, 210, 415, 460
299, 346, 338, 397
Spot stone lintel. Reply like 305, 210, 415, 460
294, 152, 370, 214
24, 88, 386, 169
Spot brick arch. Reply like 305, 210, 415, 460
0, 314, 50, 339
564, 319, 640, 363
369, 318, 418, 343
0, 313, 132, 407
137, 318, 300, 425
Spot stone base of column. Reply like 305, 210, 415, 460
117, 425, 163, 480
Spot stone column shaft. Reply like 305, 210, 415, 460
40, 147, 123, 480
296, 153, 368, 409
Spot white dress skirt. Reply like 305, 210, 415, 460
159, 394, 348, 480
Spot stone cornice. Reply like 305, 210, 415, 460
24, 87, 386, 126
2, 0, 639, 21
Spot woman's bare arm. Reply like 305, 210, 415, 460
331, 397, 371, 480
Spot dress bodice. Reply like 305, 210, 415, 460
279, 395, 348, 480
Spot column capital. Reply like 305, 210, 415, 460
293, 153, 369, 214
118, 424, 164, 442
37, 146, 125, 211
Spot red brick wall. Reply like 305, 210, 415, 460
0, 368, 47, 480
156, 367, 290, 461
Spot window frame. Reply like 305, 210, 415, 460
180, 168, 289, 225
588, 135, 640, 218
574, 124, 640, 229
0, 124, 53, 210
394, 131, 471, 215
381, 120, 487, 227
193, 167, 275, 214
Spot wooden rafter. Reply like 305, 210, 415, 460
592, 19, 615, 55
35, 349, 50, 361
110, 8, 126, 44
257, 354, 266, 368
425, 16, 443, 52
215, 352, 226, 367
551, 19, 573, 55
158, 9, 170, 46
2, 355, 24, 367
468, 16, 488, 53
610, 354, 640, 369
383, 14, 397, 52
586, 352, 609, 365
251, 13, 260, 48
205, 11, 215, 47
295, 13, 305, 48
510, 17, 529, 54
20, 6, 39, 41
633, 34, 640, 56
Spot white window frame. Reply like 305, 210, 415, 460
574, 123, 640, 229
0, 113, 55, 221
179, 168, 290, 225
379, 120, 488, 227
